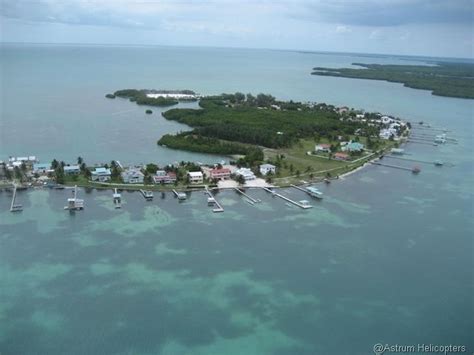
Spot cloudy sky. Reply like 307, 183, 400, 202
1, 0, 472, 58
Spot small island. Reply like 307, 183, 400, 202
145, 109, 153, 114
311, 62, 474, 99
112, 89, 199, 107
105, 93, 116, 99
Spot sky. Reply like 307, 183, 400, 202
0, 0, 473, 58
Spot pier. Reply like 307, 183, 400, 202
205, 187, 224, 213
10, 185, 23, 212
385, 155, 445, 166
262, 187, 312, 209
233, 187, 261, 204
370, 161, 420, 173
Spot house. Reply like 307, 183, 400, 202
342, 142, 364, 152
187, 171, 203, 184
64, 165, 80, 175
315, 144, 331, 153
210, 168, 231, 180
235, 168, 256, 181
334, 152, 350, 161
338, 106, 349, 114
154, 170, 177, 184
259, 164, 276, 176
121, 168, 144, 184
33, 163, 51, 174
91, 167, 111, 182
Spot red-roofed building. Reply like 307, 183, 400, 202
210, 168, 231, 180
315, 143, 331, 153
334, 152, 350, 161
153, 170, 177, 184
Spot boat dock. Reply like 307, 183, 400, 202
385, 155, 445, 166
370, 161, 420, 173
140, 189, 153, 201
113, 188, 121, 209
172, 189, 187, 200
10, 185, 23, 212
205, 187, 224, 212
290, 184, 323, 199
233, 187, 261, 204
262, 187, 312, 209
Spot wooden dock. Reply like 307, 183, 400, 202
205, 188, 224, 212
370, 161, 419, 173
10, 185, 23, 212
385, 155, 445, 166
233, 187, 261, 204
262, 187, 312, 209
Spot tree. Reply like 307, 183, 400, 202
235, 92, 245, 103
236, 174, 246, 185
289, 164, 294, 173
77, 156, 83, 165
14, 166, 22, 180
51, 159, 59, 170
145, 163, 159, 175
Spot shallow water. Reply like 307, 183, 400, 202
0, 44, 473, 355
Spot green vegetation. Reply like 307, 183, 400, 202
146, 109, 153, 114
105, 93, 116, 99
311, 62, 474, 99
162, 94, 360, 148
114, 89, 179, 107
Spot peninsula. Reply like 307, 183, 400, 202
311, 62, 474, 99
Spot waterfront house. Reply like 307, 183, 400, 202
342, 142, 364, 152
315, 144, 331, 153
64, 165, 80, 175
210, 168, 231, 180
334, 152, 350, 161
235, 168, 256, 181
154, 170, 177, 184
121, 168, 144, 184
187, 171, 204, 184
33, 163, 52, 174
259, 164, 276, 176
91, 167, 111, 182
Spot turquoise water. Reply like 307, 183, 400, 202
0, 44, 473, 355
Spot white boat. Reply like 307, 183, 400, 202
306, 186, 323, 199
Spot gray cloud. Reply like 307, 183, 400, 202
296, 0, 474, 27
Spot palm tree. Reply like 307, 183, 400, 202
77, 156, 83, 165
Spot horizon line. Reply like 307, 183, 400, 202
1, 41, 473, 62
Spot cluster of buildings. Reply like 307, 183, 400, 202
314, 140, 365, 161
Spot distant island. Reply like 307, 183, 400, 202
311, 62, 474, 99
108, 89, 199, 107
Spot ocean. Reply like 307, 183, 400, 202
0, 43, 473, 355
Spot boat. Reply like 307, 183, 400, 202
113, 188, 121, 209
64, 185, 84, 210
324, 178, 331, 184
207, 197, 216, 205
390, 148, 404, 155
412, 166, 421, 174
306, 186, 323, 199
140, 189, 153, 201
434, 160, 444, 166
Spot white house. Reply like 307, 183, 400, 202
315, 143, 331, 153
121, 168, 144, 184
91, 167, 111, 182
187, 171, 203, 184
235, 168, 256, 181
64, 165, 80, 175
259, 164, 276, 176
